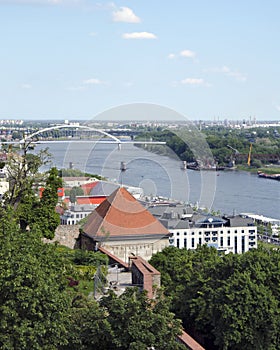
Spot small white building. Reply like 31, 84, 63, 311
148, 204, 257, 254
60, 204, 97, 225
62, 177, 98, 188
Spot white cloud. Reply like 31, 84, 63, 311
180, 49, 196, 58
113, 6, 141, 23
181, 78, 204, 85
122, 32, 157, 39
211, 65, 247, 82
168, 53, 176, 59
83, 78, 105, 85
89, 32, 97, 37
21, 83, 32, 89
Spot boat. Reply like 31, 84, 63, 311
258, 171, 280, 181
187, 162, 225, 171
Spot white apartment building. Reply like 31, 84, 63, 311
148, 204, 257, 254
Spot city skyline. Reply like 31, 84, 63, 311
1, 0, 280, 121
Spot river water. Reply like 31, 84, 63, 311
36, 142, 280, 220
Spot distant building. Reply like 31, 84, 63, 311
60, 204, 98, 225
62, 177, 98, 188
148, 204, 257, 254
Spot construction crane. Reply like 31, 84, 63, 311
247, 143, 253, 166
227, 145, 240, 168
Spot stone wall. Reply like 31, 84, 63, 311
43, 225, 81, 249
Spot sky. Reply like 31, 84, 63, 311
0, 0, 280, 121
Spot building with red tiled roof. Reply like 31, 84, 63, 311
80, 187, 170, 262
63, 195, 106, 206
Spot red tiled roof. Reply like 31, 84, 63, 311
63, 196, 106, 205
83, 187, 169, 238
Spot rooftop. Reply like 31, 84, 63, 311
83, 187, 169, 240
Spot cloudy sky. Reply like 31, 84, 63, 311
0, 0, 280, 120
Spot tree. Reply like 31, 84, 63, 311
0, 208, 71, 350
3, 143, 62, 239
65, 288, 185, 350
69, 186, 84, 204
150, 246, 280, 350
100, 288, 185, 350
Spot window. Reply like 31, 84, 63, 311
198, 238, 202, 245
184, 232, 187, 235
220, 231, 223, 234
191, 232, 195, 235
220, 236, 223, 247
176, 239, 180, 248
177, 232, 180, 236
242, 236, 245, 253
184, 238, 187, 248
227, 230, 230, 234
234, 236, 238, 254
241, 230, 244, 233
234, 230, 237, 234
191, 238, 195, 248
227, 236, 231, 246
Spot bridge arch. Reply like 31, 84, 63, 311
21, 124, 122, 144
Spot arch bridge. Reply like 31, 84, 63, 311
19, 124, 166, 146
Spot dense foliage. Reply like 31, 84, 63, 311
0, 215, 184, 350
59, 168, 104, 180
137, 126, 280, 167
150, 246, 280, 350
3, 145, 62, 238
0, 209, 71, 350
64, 288, 185, 350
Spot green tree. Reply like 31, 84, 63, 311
65, 288, 185, 350
0, 208, 71, 350
4, 143, 62, 238
150, 246, 280, 350
100, 288, 185, 350
69, 186, 84, 204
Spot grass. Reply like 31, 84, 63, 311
258, 167, 280, 175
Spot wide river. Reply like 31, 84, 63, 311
35, 142, 280, 220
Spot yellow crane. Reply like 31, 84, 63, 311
247, 143, 253, 166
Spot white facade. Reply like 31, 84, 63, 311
169, 216, 257, 254
60, 204, 96, 225
169, 224, 257, 254
148, 204, 257, 254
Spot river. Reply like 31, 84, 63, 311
35, 142, 280, 220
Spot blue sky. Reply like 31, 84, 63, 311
0, 0, 280, 121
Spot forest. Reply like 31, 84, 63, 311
136, 126, 280, 168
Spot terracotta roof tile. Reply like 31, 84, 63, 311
83, 187, 169, 238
